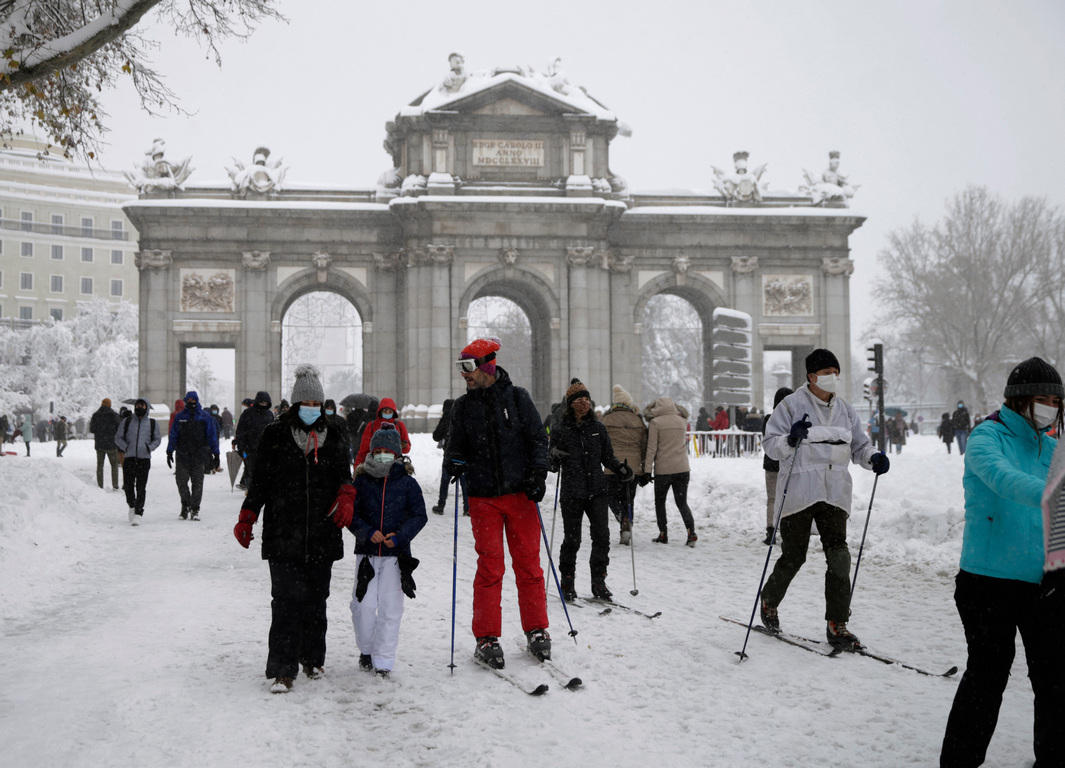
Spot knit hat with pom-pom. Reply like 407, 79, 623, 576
566, 380, 591, 405
290, 364, 325, 404
369, 423, 403, 457
612, 384, 634, 407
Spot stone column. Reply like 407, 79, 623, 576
240, 251, 272, 401
371, 251, 406, 399
731, 256, 761, 406
822, 256, 854, 387
135, 249, 173, 408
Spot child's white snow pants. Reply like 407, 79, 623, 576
349, 555, 405, 672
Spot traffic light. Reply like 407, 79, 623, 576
711, 308, 752, 406
866, 342, 883, 375
862, 378, 872, 401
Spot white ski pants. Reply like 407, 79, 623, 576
349, 555, 405, 672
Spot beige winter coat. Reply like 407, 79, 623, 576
600, 405, 648, 475
644, 397, 691, 475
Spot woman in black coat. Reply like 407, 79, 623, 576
233, 366, 355, 693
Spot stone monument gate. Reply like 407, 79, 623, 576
124, 61, 864, 417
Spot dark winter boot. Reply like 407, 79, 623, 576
432, 504, 444, 515
560, 573, 577, 602
591, 574, 613, 601
526, 628, 551, 661
179, 504, 189, 520
475, 636, 505, 669
686, 528, 698, 547
763, 526, 775, 546
826, 621, 862, 651
189, 508, 200, 522
652, 530, 668, 544
760, 598, 780, 634
359, 654, 373, 671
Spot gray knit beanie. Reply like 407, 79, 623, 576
369, 424, 403, 457
290, 364, 325, 404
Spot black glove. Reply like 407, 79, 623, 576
445, 459, 466, 478
786, 415, 812, 447
550, 458, 561, 474
398, 555, 420, 599
617, 462, 635, 483
166, 452, 173, 469
870, 452, 890, 475
637, 474, 652, 487
550, 446, 569, 461
355, 557, 376, 602
525, 469, 548, 502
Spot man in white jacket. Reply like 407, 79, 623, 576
759, 348, 890, 650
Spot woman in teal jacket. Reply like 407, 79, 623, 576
941, 357, 1065, 767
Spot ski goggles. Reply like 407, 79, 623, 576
455, 352, 495, 373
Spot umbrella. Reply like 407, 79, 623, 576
884, 407, 908, 417
340, 393, 377, 413
226, 450, 244, 492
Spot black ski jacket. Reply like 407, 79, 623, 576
550, 410, 625, 501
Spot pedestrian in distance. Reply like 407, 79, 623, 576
220, 406, 234, 440
761, 387, 793, 545
323, 399, 352, 463
348, 425, 427, 677
601, 384, 647, 546
953, 400, 973, 455
937, 412, 955, 454
644, 396, 698, 546
431, 398, 466, 515
54, 415, 69, 457
208, 405, 224, 473
115, 398, 161, 525
353, 397, 411, 467
89, 398, 120, 488
232, 365, 356, 694
233, 391, 274, 492
760, 348, 890, 651
550, 380, 634, 601
19, 412, 33, 456
444, 337, 551, 668
165, 391, 219, 521
940, 357, 1065, 767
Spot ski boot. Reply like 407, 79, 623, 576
591, 574, 613, 601
760, 598, 780, 634
826, 621, 862, 651
475, 636, 505, 669
526, 628, 551, 661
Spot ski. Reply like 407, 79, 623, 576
720, 615, 840, 658
719, 616, 959, 676
579, 596, 662, 619
513, 637, 583, 690
472, 656, 549, 695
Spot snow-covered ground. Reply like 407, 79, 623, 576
0, 433, 1041, 767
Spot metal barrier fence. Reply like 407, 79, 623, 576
686, 429, 762, 458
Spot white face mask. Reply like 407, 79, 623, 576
814, 373, 839, 393
1033, 402, 1059, 430
373, 452, 395, 465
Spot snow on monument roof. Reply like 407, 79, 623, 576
399, 61, 617, 122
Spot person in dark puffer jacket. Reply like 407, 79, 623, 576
233, 390, 275, 491
233, 366, 355, 694
347, 425, 427, 676
444, 337, 551, 668
550, 380, 633, 601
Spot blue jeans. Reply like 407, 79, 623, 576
955, 430, 969, 454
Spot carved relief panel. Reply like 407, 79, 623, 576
762, 274, 813, 316
180, 269, 236, 313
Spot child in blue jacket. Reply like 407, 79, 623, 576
348, 425, 427, 676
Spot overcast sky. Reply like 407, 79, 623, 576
89, 0, 1065, 359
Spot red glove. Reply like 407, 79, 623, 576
329, 485, 357, 528
233, 508, 259, 548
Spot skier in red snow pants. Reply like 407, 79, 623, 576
444, 337, 551, 667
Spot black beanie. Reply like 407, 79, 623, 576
773, 387, 794, 407
805, 348, 840, 375
1003, 357, 1064, 398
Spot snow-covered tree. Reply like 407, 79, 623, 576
874, 186, 1065, 414
0, 0, 283, 159
467, 297, 532, 392
0, 297, 137, 420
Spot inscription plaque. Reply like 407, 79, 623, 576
472, 139, 544, 167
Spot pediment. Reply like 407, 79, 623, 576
472, 97, 549, 117
440, 78, 593, 117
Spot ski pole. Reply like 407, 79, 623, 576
546, 470, 560, 592
447, 469, 464, 675
736, 416, 807, 662
628, 497, 638, 596
534, 500, 579, 643
849, 473, 879, 608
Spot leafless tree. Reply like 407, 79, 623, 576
874, 186, 1065, 414
1, 0, 283, 159
467, 297, 532, 388
641, 293, 702, 414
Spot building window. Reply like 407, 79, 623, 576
81, 247, 93, 262
50, 275, 63, 293
51, 214, 64, 235
111, 220, 124, 240
20, 273, 33, 290
20, 211, 33, 231
21, 242, 33, 257
81, 217, 94, 237
80, 277, 93, 295
111, 249, 123, 265
19, 306, 32, 320
51, 244, 64, 260
110, 279, 122, 297
50, 307, 63, 321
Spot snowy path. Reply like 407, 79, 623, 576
0, 435, 1039, 767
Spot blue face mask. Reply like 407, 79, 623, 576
381, 411, 394, 420
298, 405, 321, 426
325, 409, 335, 416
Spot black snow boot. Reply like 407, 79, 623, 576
560, 573, 577, 602
591, 574, 613, 601
179, 504, 189, 520
760, 598, 780, 634
826, 621, 862, 651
